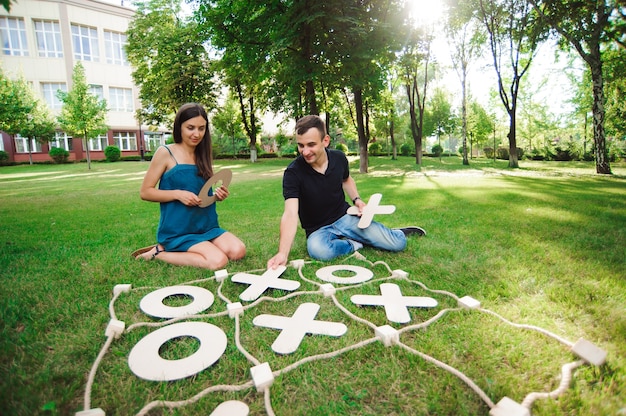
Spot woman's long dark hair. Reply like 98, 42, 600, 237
173, 103, 213, 180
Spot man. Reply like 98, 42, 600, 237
267, 115, 425, 269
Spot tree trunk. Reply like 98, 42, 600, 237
390, 112, 397, 160
353, 87, 368, 173
461, 71, 469, 166
84, 134, 92, 170
589, 54, 611, 174
406, 82, 422, 166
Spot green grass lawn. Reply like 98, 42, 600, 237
1, 156, 625, 415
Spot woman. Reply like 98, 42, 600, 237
133, 103, 246, 269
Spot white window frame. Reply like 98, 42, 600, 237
109, 87, 133, 112
50, 132, 72, 151
104, 30, 128, 66
114, 132, 137, 151
41, 83, 67, 111
143, 133, 164, 152
89, 84, 104, 100
14, 135, 42, 153
1, 16, 29, 56
34, 20, 63, 58
89, 134, 108, 151
71, 24, 99, 61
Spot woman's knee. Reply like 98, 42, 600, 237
201, 252, 229, 270
228, 241, 246, 261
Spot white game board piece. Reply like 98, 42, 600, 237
139, 285, 215, 319
214, 269, 229, 282
128, 321, 227, 381
346, 193, 396, 228
253, 303, 348, 354
458, 295, 481, 310
250, 362, 274, 392
350, 283, 438, 323
571, 338, 607, 366
375, 324, 400, 346
199, 169, 233, 207
232, 266, 300, 301
209, 400, 249, 416
75, 409, 105, 416
315, 264, 374, 284
227, 302, 244, 318
489, 397, 530, 416
105, 319, 125, 339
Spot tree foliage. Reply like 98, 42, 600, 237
0, 69, 34, 136
528, 0, 624, 174
126, 0, 216, 126
478, 0, 549, 168
57, 62, 108, 169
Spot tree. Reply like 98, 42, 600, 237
57, 62, 108, 170
467, 99, 494, 155
211, 92, 244, 158
0, 70, 34, 151
529, 0, 624, 174
398, 25, 435, 167
478, 0, 548, 168
445, 0, 486, 165
19, 99, 56, 165
1, 0, 14, 12
126, 0, 216, 126
198, 0, 270, 162
603, 47, 626, 145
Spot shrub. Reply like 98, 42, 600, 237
431, 144, 443, 157
496, 147, 509, 160
0, 150, 9, 165
483, 147, 494, 158
529, 148, 546, 160
368, 142, 382, 155
49, 147, 69, 164
104, 146, 121, 162
336, 143, 348, 153
400, 143, 412, 156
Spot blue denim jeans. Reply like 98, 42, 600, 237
306, 214, 407, 261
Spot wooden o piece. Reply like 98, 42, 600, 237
127, 321, 227, 381
199, 169, 233, 207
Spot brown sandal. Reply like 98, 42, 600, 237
131, 245, 162, 260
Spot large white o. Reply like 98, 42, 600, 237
128, 321, 227, 381
315, 265, 374, 284
139, 285, 214, 319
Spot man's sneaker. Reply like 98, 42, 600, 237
395, 226, 426, 237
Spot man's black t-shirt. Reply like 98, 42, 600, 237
283, 149, 351, 237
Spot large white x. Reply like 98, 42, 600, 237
231, 266, 300, 301
351, 283, 437, 323
253, 303, 348, 354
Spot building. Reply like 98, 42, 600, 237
0, 0, 167, 163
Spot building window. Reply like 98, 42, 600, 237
71, 24, 99, 61
50, 132, 72, 151
144, 133, 164, 152
34, 20, 63, 58
1, 16, 29, 56
89, 84, 104, 100
41, 83, 67, 111
14, 135, 42, 153
114, 132, 137, 151
89, 134, 108, 151
104, 30, 128, 66
109, 87, 133, 112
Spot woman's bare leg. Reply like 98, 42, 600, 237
137, 233, 245, 270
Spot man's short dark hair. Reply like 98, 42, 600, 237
295, 115, 326, 138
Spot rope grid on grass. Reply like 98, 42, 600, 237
81, 252, 597, 415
